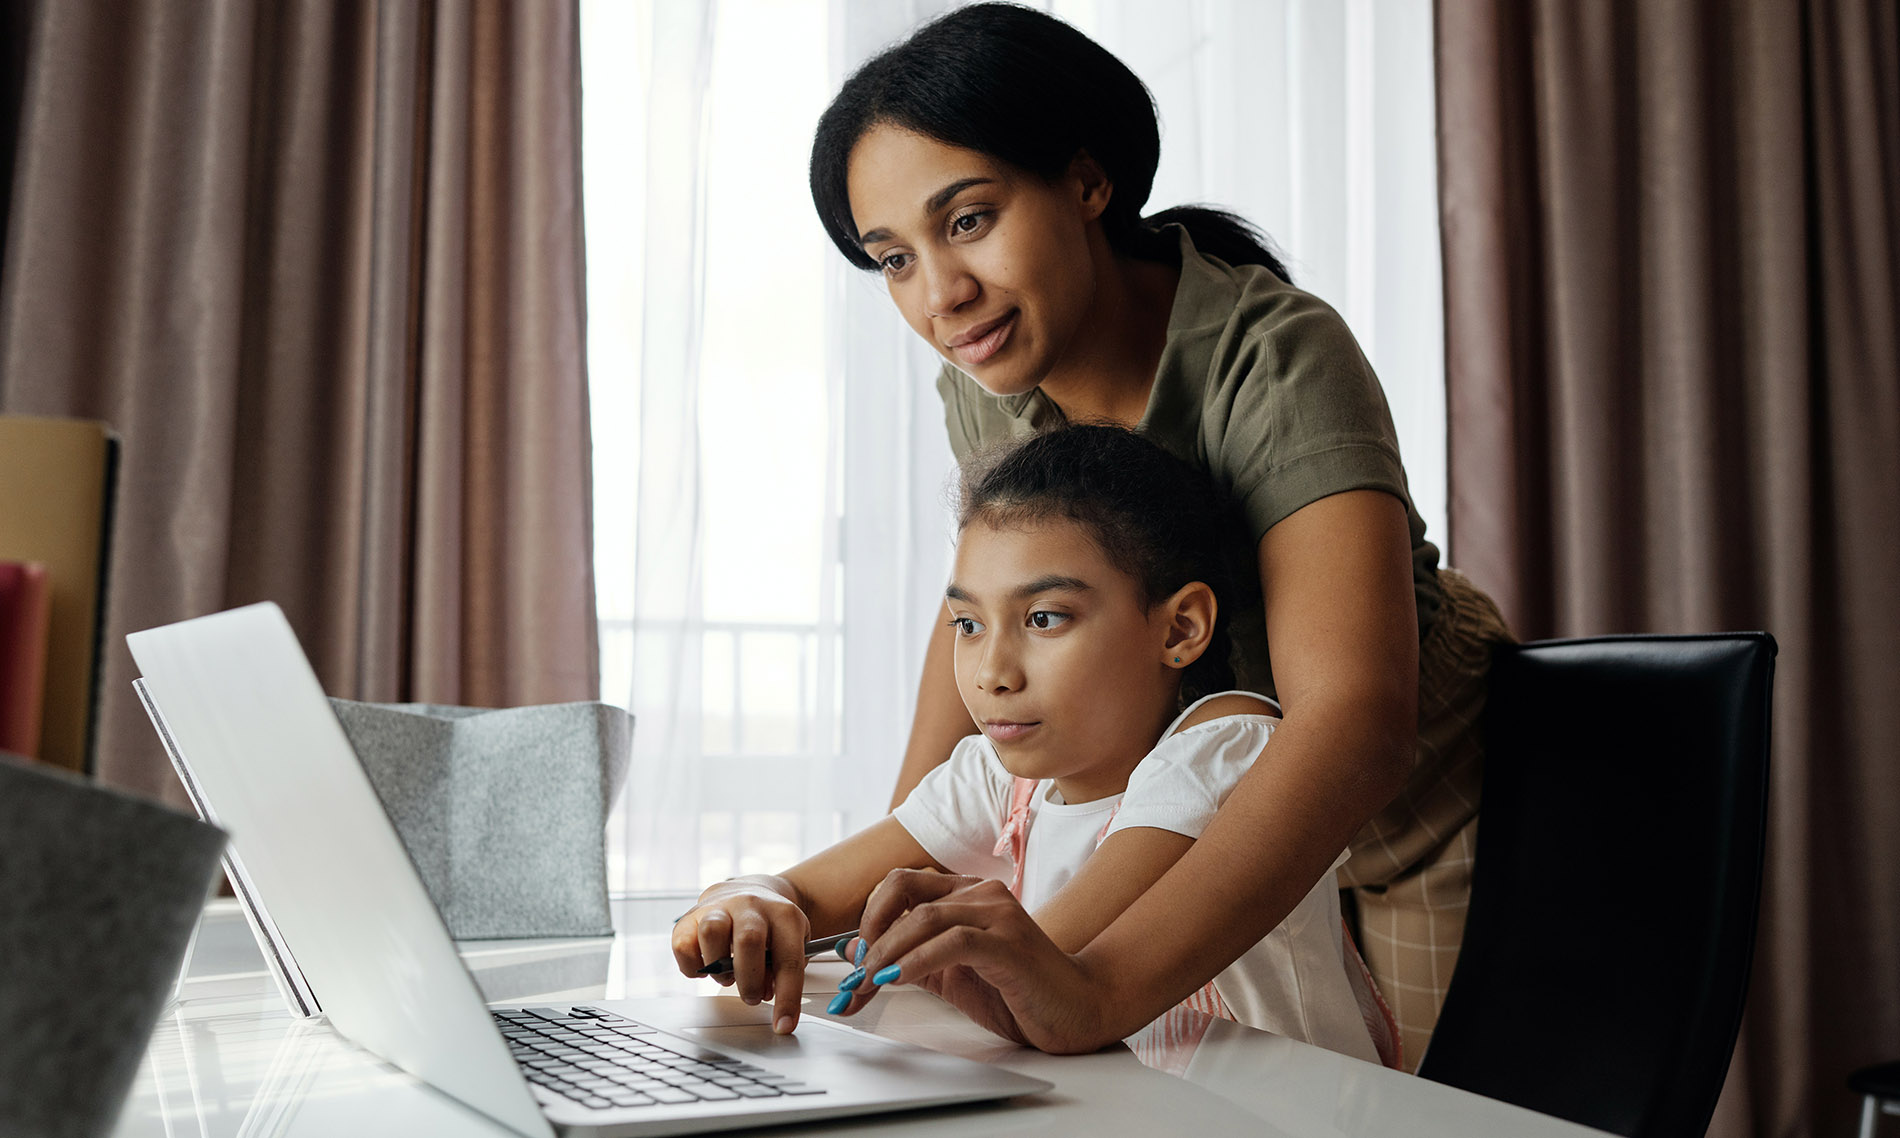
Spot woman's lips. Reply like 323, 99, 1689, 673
949, 310, 1017, 368
982, 720, 1039, 743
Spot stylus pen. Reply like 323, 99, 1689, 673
696, 930, 859, 976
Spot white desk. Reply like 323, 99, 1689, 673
113, 898, 1611, 1138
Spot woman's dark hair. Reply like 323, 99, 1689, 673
957, 424, 1238, 706
810, 2, 1291, 283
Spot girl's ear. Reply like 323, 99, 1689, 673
1158, 581, 1218, 668
1068, 149, 1113, 222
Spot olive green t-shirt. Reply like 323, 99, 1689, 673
936, 225, 1444, 699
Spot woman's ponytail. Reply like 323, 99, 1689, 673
1133, 206, 1293, 285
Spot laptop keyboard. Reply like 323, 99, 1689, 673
494, 1005, 827, 1112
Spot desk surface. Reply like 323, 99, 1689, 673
113, 898, 1611, 1138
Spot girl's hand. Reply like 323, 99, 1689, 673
832, 870, 1107, 1054
670, 877, 811, 1033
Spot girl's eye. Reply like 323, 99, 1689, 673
1027, 611, 1069, 631
948, 616, 984, 636
879, 251, 912, 275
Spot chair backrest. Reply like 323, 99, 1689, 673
1418, 633, 1775, 1138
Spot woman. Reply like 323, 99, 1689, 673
808, 3, 1510, 1066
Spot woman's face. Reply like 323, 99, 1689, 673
846, 124, 1108, 397
944, 515, 1179, 803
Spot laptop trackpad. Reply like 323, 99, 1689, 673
688, 1024, 892, 1060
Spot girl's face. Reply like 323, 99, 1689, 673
944, 515, 1190, 803
846, 124, 1107, 398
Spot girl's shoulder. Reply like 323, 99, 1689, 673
897, 732, 1018, 826
1163, 690, 1283, 738
1113, 692, 1280, 819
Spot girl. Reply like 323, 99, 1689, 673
674, 425, 1393, 1067
805, 3, 1513, 1064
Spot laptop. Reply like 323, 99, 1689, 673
127, 603, 1050, 1137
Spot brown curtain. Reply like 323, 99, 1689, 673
1437, 1, 1900, 1135
0, 0, 599, 806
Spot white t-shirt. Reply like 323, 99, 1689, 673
892, 692, 1380, 1064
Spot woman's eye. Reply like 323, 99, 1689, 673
949, 616, 984, 636
1027, 611, 1069, 630
879, 251, 911, 275
950, 211, 990, 237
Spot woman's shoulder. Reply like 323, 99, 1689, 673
1155, 227, 1411, 543
1167, 225, 1366, 368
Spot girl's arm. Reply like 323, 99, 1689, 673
1031, 829, 1193, 952
888, 600, 979, 809
844, 490, 1417, 1051
670, 817, 943, 1033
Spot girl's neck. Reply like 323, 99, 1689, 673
1049, 695, 1183, 805
1037, 240, 1180, 427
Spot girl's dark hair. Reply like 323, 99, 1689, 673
958, 424, 1238, 706
810, 2, 1291, 283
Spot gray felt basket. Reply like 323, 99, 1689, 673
329, 699, 632, 940
0, 753, 227, 1138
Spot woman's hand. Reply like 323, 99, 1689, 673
831, 870, 1109, 1054
670, 877, 810, 1033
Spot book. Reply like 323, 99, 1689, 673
0, 561, 52, 757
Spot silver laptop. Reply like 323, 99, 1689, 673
127, 603, 1049, 1137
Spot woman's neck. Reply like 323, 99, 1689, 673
1037, 238, 1180, 427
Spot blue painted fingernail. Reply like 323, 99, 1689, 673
838, 968, 865, 992
826, 992, 851, 1015
855, 938, 867, 965
872, 964, 902, 986
835, 937, 854, 961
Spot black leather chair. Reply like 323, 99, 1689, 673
1418, 633, 1776, 1138
1849, 1063, 1900, 1137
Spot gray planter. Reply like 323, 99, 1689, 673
0, 753, 226, 1138
329, 700, 632, 940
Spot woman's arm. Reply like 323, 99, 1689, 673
1032, 697, 1273, 950
888, 600, 980, 809
845, 490, 1418, 1051
671, 817, 942, 1033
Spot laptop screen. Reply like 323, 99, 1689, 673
129, 603, 550, 1137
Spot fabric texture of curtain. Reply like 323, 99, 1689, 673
1437, 1, 1900, 1134
0, 0, 599, 806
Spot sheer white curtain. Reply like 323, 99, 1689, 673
1068, 0, 1448, 551
583, 0, 1443, 895
829, 0, 966, 844
586, 0, 851, 893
